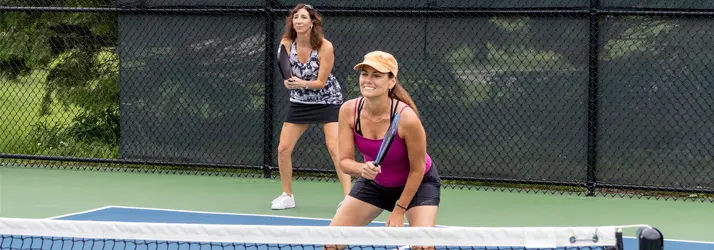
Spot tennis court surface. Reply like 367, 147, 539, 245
0, 167, 712, 250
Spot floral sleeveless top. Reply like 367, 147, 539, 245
288, 41, 343, 105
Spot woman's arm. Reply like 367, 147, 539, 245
337, 100, 363, 177
304, 39, 335, 89
393, 107, 427, 212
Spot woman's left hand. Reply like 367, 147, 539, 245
385, 209, 405, 227
286, 77, 306, 89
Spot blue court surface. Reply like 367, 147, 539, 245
28, 206, 712, 250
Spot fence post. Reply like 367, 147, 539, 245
263, 0, 276, 179
586, 0, 600, 196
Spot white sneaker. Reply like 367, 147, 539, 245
271, 192, 295, 210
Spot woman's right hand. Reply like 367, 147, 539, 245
361, 161, 381, 180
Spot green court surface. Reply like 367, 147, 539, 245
0, 166, 711, 243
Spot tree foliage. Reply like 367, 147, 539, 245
1, 0, 119, 146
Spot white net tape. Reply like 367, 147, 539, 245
0, 217, 652, 249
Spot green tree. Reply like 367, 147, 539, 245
0, 0, 120, 148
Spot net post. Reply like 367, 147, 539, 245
637, 227, 664, 250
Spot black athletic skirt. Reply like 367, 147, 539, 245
285, 102, 340, 124
349, 165, 442, 212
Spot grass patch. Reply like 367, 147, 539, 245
0, 70, 117, 158
0, 70, 77, 153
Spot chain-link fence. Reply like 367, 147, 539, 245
1, 0, 712, 201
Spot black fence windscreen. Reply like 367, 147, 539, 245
597, 16, 714, 189
118, 15, 267, 165
1, 0, 712, 201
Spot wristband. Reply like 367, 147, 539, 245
396, 203, 407, 210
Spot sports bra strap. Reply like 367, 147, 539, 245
398, 104, 409, 114
354, 97, 398, 136
355, 97, 364, 134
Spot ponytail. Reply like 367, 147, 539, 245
388, 74, 419, 117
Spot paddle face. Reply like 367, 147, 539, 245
374, 113, 401, 167
277, 44, 291, 80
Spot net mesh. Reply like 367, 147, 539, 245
0, 218, 651, 250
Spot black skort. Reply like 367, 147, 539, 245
349, 165, 441, 212
285, 102, 340, 124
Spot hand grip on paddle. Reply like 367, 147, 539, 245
361, 161, 381, 180
285, 77, 306, 89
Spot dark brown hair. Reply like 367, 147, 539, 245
388, 73, 419, 117
281, 4, 324, 50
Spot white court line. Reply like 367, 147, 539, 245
45, 205, 116, 220
53, 205, 714, 245
106, 205, 336, 221
104, 205, 433, 226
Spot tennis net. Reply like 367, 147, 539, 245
0, 217, 661, 250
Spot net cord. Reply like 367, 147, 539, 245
0, 218, 651, 248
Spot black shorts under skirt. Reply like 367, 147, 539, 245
285, 102, 340, 124
349, 165, 442, 212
